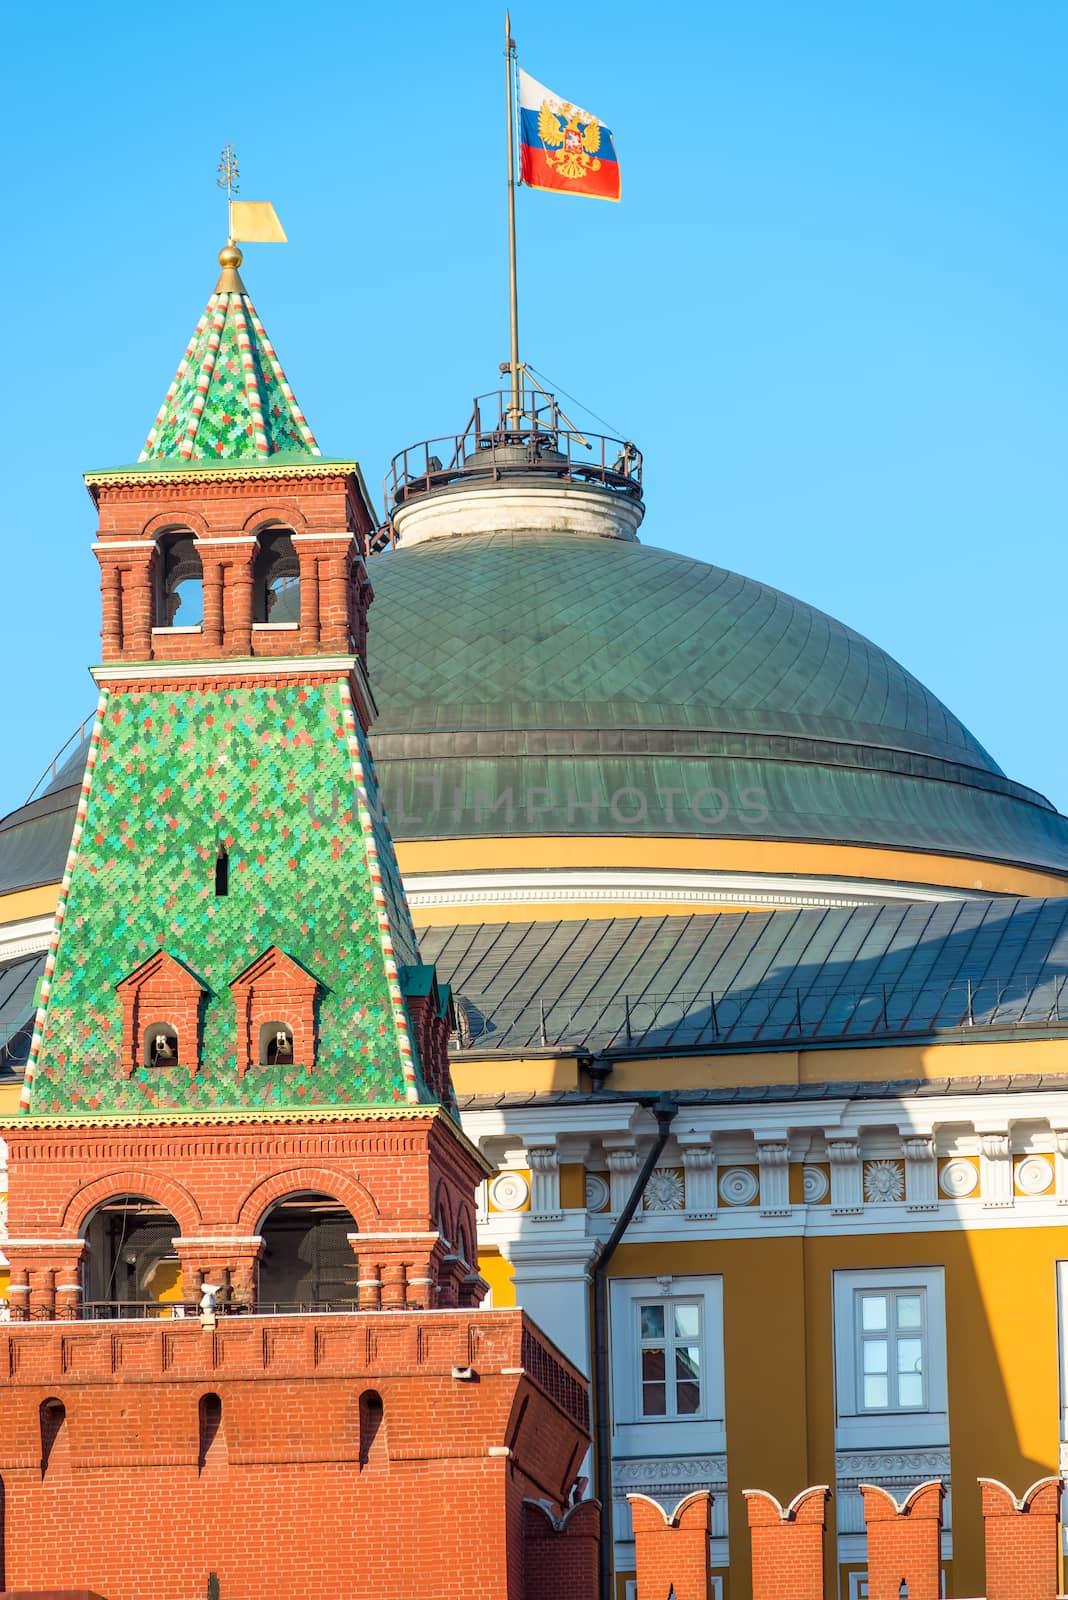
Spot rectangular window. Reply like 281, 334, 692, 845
638, 1299, 702, 1418
856, 1287, 927, 1411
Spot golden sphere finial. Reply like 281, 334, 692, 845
218, 242, 244, 270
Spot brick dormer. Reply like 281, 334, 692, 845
230, 946, 319, 1077
116, 949, 207, 1078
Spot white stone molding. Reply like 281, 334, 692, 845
680, 1144, 717, 1218
475, 1178, 490, 1225
903, 1137, 938, 1211
585, 1173, 610, 1213
392, 480, 645, 549
0, 914, 53, 961
607, 1147, 641, 1213
506, 1223, 599, 1377
828, 1138, 863, 1213
979, 1133, 1013, 1209
757, 1141, 791, 1217
527, 1146, 562, 1218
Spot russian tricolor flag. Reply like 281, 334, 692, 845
518, 69, 620, 202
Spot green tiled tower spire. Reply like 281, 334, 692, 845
23, 680, 433, 1115
138, 245, 321, 463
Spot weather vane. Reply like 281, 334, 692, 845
217, 141, 240, 241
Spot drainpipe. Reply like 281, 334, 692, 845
592, 1092, 678, 1600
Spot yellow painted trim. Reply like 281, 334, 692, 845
395, 836, 1068, 899
0, 883, 60, 921
560, 1162, 586, 1209
451, 1057, 581, 1096
594, 1036, 1068, 1095
0, 1084, 23, 1116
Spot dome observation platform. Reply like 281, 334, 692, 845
2, 391, 1068, 933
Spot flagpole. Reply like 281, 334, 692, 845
505, 11, 521, 429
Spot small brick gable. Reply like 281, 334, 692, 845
230, 946, 319, 1076
116, 949, 207, 1079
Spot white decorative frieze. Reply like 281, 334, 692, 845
613, 1451, 729, 1540
643, 1168, 684, 1212
1015, 1154, 1054, 1197
719, 1167, 758, 1207
979, 1132, 1013, 1209
757, 1141, 791, 1216
802, 1165, 830, 1204
903, 1136, 937, 1211
828, 1138, 863, 1213
939, 1158, 978, 1198
680, 1144, 717, 1217
863, 1159, 905, 1204
585, 1173, 610, 1212
489, 1171, 529, 1212
527, 1145, 562, 1218
835, 1446, 952, 1535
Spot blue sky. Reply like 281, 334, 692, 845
1, 0, 1065, 819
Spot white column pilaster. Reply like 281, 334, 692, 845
527, 1145, 563, 1220
979, 1132, 1013, 1209
828, 1137, 863, 1214
679, 1142, 717, 1219
606, 1146, 640, 1213
903, 1136, 938, 1211
757, 1140, 791, 1217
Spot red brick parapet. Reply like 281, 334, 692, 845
522, 1499, 600, 1599
861, 1480, 944, 1600
628, 1490, 714, 1600
979, 1475, 1062, 1600
744, 1485, 829, 1600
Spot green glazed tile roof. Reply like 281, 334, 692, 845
138, 262, 320, 463
23, 680, 429, 1116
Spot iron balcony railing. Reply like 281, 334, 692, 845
378, 389, 642, 546
451, 972, 1068, 1054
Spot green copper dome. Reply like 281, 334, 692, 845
4, 528, 1068, 890
356, 529, 1068, 871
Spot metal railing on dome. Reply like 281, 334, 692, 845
451, 972, 1068, 1055
377, 387, 642, 548
23, 714, 95, 805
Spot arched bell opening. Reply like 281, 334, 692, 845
253, 527, 300, 623
257, 1192, 358, 1310
258, 1019, 294, 1066
143, 1021, 179, 1067
82, 1195, 183, 1316
156, 530, 203, 628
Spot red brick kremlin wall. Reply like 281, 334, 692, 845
0, 1309, 590, 1600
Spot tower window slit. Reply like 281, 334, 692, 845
215, 844, 229, 897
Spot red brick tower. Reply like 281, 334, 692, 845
0, 242, 592, 1600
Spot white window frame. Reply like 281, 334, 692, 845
636, 1295, 704, 1420
834, 1267, 947, 1450
609, 1273, 725, 1459
854, 1285, 928, 1413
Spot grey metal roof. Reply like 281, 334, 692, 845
419, 900, 1068, 1054
0, 951, 41, 1072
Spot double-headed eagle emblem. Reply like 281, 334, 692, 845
538, 99, 603, 181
